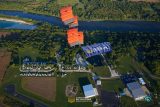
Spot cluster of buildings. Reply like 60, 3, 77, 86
80, 74, 102, 105
60, 6, 84, 47
121, 74, 151, 101
19, 58, 55, 77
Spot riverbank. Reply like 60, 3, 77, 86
0, 17, 33, 25
0, 1, 160, 22
0, 9, 159, 22
0, 10, 160, 32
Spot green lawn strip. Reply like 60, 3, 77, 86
137, 100, 154, 107
93, 66, 111, 77
0, 2, 24, 11
101, 79, 125, 92
116, 55, 140, 74
120, 96, 137, 107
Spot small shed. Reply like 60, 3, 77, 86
138, 78, 146, 85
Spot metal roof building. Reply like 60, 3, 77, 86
127, 82, 147, 101
82, 84, 96, 98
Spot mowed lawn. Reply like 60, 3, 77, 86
58, 0, 79, 6
22, 77, 56, 102
55, 73, 93, 107
116, 56, 141, 74
93, 66, 111, 77
101, 79, 125, 92
18, 45, 40, 61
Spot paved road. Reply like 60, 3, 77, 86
61, 69, 90, 73
100, 76, 120, 80
107, 65, 119, 77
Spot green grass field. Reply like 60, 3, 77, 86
0, 65, 93, 107
93, 66, 111, 77
101, 79, 125, 92
55, 73, 93, 107
116, 56, 141, 74
18, 45, 40, 61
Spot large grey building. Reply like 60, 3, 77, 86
127, 82, 147, 101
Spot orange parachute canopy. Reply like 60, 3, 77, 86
67, 28, 84, 46
69, 16, 78, 28
78, 32, 84, 44
73, 16, 78, 24
60, 6, 74, 23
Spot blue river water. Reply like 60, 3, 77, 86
0, 10, 160, 32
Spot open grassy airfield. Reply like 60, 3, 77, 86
0, 64, 93, 107
22, 77, 56, 101
0, 8, 159, 106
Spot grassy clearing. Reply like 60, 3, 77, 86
101, 79, 125, 92
93, 66, 111, 77
57, 0, 79, 6
18, 45, 40, 61
22, 77, 56, 102
55, 73, 93, 107
116, 55, 141, 74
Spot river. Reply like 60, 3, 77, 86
0, 10, 160, 32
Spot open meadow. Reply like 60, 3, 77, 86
22, 77, 56, 101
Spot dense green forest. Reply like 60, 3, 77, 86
0, 23, 160, 83
0, 0, 160, 21
0, 24, 159, 76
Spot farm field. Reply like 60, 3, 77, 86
1, 66, 93, 107
0, 50, 11, 82
0, 32, 11, 37
22, 77, 56, 101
